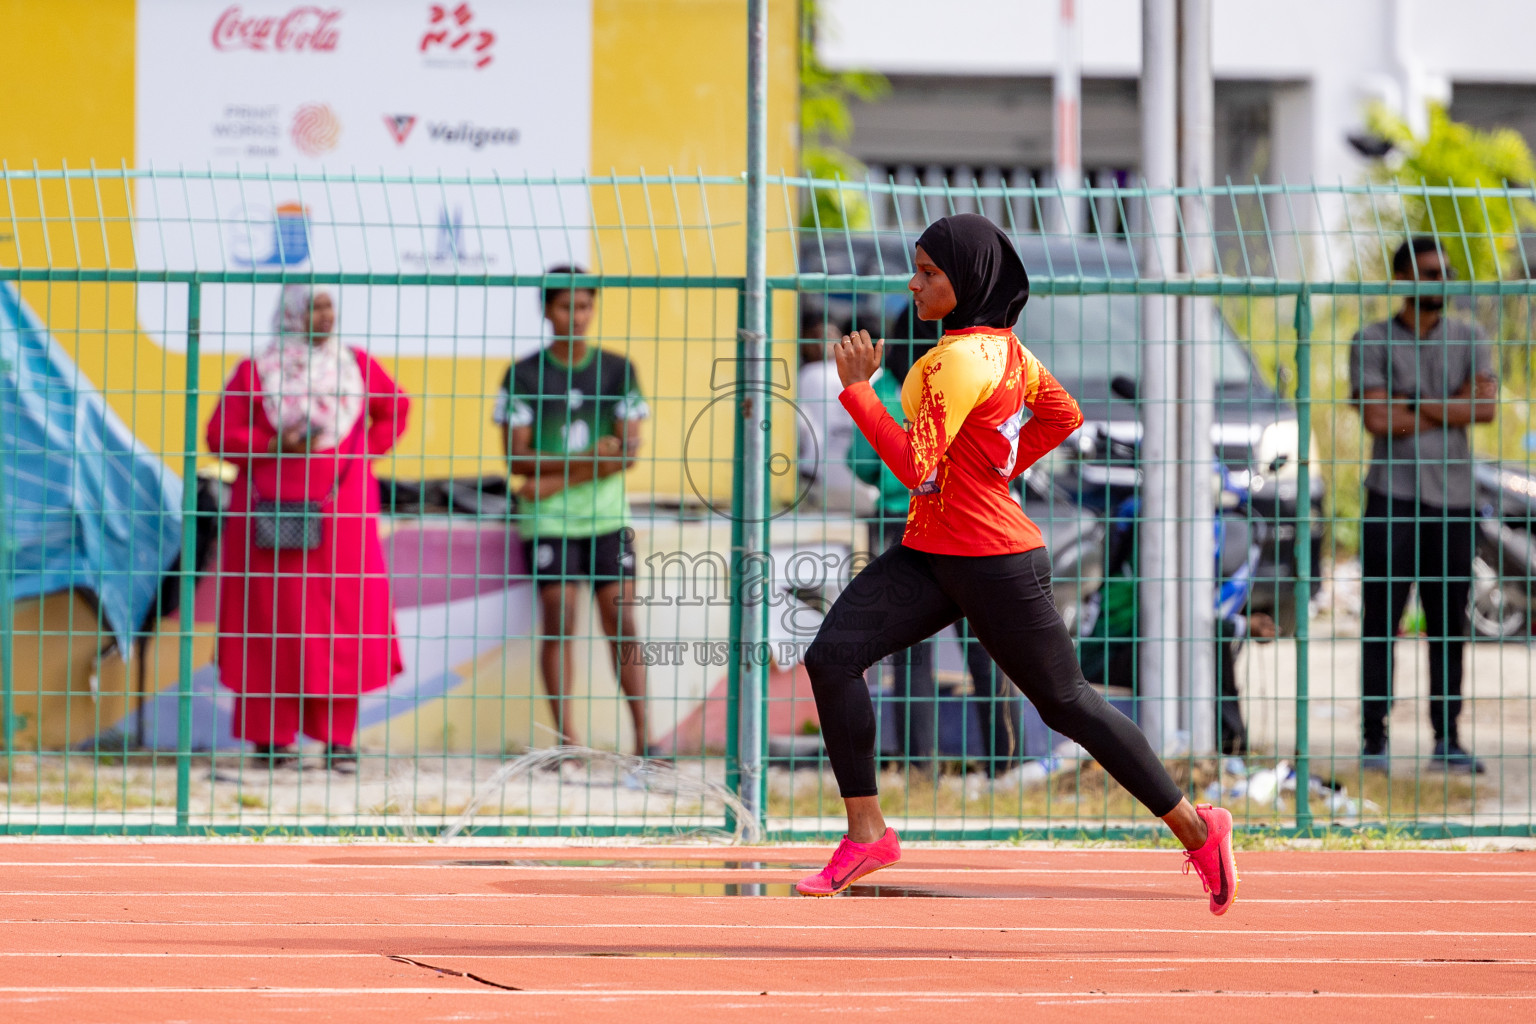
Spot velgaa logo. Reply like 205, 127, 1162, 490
383, 114, 417, 145
425, 121, 519, 149
291, 103, 341, 156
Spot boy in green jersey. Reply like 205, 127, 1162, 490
496, 265, 651, 754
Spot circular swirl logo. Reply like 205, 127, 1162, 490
290, 103, 341, 156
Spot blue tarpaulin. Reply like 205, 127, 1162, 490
0, 283, 183, 651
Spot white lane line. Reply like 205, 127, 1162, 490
0, 891, 1531, 905
0, 921, 1530, 936
0, 953, 1530, 965
0, 863, 1533, 877
0, 987, 1531, 999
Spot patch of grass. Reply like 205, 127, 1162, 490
404, 797, 470, 817
31, 784, 159, 812
1312, 824, 1464, 851
765, 755, 1487, 830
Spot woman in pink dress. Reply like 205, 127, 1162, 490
207, 285, 409, 772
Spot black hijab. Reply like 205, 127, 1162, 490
914, 213, 1030, 330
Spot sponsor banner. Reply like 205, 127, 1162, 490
135, 1, 592, 358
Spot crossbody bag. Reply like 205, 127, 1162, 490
251, 459, 355, 552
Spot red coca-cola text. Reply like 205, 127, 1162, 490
211, 6, 342, 52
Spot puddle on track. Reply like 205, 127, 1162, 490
440, 859, 813, 870
581, 951, 726, 957
317, 858, 819, 870
314, 858, 1168, 899
612, 882, 991, 898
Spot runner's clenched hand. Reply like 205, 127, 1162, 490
833, 329, 884, 388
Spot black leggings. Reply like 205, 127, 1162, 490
804, 545, 1185, 816
868, 518, 1016, 768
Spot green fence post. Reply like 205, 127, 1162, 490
175, 281, 201, 830
724, 291, 746, 836
1292, 287, 1313, 832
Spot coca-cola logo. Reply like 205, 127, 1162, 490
211, 6, 342, 52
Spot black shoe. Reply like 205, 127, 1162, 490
1360, 739, 1390, 773
325, 745, 359, 775
1429, 739, 1485, 775
253, 743, 299, 770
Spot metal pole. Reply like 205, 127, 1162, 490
1138, 0, 1179, 755
1177, 0, 1217, 755
735, 0, 770, 829
1053, 0, 1082, 234
1292, 290, 1314, 829
175, 282, 201, 829
724, 295, 746, 837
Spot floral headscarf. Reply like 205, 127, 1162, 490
254, 285, 365, 451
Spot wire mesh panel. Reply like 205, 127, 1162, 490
1, 168, 1534, 839
773, 175, 1536, 841
0, 168, 770, 838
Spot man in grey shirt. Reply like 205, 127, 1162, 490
1349, 237, 1498, 774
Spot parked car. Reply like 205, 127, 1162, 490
797, 230, 1325, 633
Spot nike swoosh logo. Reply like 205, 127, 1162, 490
1214, 855, 1229, 904
829, 855, 875, 891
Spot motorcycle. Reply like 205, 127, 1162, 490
1047, 424, 1535, 641
1472, 461, 1536, 638
1042, 375, 1301, 637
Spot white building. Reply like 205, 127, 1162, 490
819, 0, 1536, 251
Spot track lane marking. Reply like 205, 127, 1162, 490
0, 952, 1529, 965
0, 987, 1532, 998
2, 862, 1535, 876
3, 865, 1536, 884
1, 921, 1530, 936
1, 891, 1532, 905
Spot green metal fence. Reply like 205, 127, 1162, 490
1, 167, 1534, 840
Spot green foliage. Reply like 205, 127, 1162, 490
1364, 103, 1536, 281
799, 0, 888, 229
1357, 105, 1536, 466
1220, 107, 1536, 557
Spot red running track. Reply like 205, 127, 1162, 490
0, 843, 1531, 1023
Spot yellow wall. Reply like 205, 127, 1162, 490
0, 0, 136, 166
1, 1, 802, 751
588, 0, 801, 504
0, 0, 801, 497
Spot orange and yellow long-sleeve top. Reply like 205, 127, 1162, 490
838, 325, 1084, 556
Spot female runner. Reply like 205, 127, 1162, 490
796, 214, 1237, 915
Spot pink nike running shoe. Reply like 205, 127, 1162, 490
1182, 803, 1238, 915
795, 827, 902, 896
